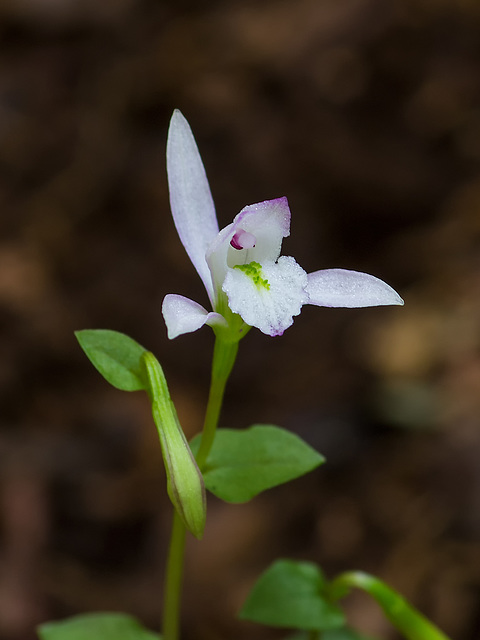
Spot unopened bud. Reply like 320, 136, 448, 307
142, 352, 206, 539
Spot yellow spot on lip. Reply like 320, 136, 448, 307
233, 261, 270, 290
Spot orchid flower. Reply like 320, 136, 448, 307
162, 110, 403, 342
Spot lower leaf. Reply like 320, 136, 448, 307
37, 612, 160, 640
239, 559, 345, 631
191, 424, 325, 503
286, 628, 377, 640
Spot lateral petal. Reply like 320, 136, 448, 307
167, 110, 219, 302
162, 294, 227, 339
306, 269, 404, 308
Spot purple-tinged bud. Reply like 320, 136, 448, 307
230, 230, 256, 250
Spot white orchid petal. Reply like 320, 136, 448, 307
306, 269, 404, 308
223, 256, 308, 337
232, 197, 291, 264
167, 110, 218, 302
162, 294, 227, 339
207, 197, 291, 297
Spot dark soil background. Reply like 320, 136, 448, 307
0, 1, 479, 639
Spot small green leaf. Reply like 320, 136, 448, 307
240, 559, 345, 631
191, 425, 324, 503
37, 612, 160, 640
75, 329, 147, 391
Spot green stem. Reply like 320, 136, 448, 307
162, 511, 186, 640
162, 336, 239, 640
329, 571, 451, 640
196, 337, 239, 470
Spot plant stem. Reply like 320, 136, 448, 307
328, 572, 451, 640
162, 511, 186, 640
162, 336, 239, 640
196, 337, 239, 470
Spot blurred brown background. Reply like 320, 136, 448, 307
0, 0, 479, 639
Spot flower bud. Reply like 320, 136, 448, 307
142, 352, 206, 539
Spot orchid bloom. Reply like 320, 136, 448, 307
162, 110, 403, 341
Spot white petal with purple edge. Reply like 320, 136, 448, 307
223, 256, 308, 337
306, 269, 404, 308
162, 294, 227, 339
167, 110, 219, 302
207, 197, 291, 295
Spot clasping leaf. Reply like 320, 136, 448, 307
191, 424, 324, 503
75, 329, 148, 391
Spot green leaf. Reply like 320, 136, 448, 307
322, 629, 377, 640
240, 559, 345, 631
75, 329, 148, 391
191, 425, 324, 503
286, 628, 377, 640
37, 612, 160, 640
329, 572, 451, 640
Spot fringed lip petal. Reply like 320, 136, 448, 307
166, 110, 219, 302
223, 256, 308, 337
306, 269, 404, 308
162, 294, 227, 339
